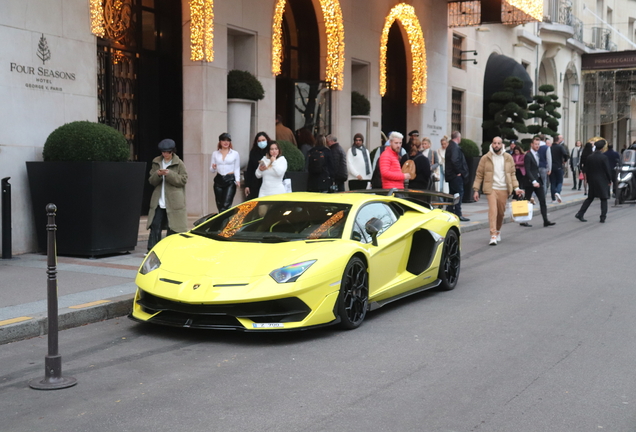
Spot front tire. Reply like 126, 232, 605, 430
337, 257, 369, 330
438, 230, 460, 291
619, 185, 629, 204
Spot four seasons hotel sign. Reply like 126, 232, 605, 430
8, 34, 77, 92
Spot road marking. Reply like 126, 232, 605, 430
0, 316, 33, 326
68, 300, 110, 309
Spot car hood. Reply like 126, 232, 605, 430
156, 234, 337, 280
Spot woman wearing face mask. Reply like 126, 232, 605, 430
244, 132, 271, 200
255, 141, 288, 197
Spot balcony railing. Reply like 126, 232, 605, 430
592, 27, 612, 50
545, 0, 582, 41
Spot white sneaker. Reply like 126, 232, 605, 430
489, 236, 498, 246
496, 232, 501, 242
555, 192, 562, 203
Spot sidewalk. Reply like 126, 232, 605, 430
0, 177, 587, 345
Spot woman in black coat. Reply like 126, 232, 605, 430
405, 139, 431, 190
244, 132, 271, 200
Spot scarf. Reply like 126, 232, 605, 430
352, 144, 371, 175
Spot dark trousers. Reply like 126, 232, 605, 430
549, 167, 564, 200
214, 174, 237, 213
335, 181, 346, 192
524, 184, 549, 224
577, 191, 608, 221
447, 175, 464, 217
148, 207, 176, 251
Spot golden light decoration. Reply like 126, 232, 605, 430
219, 201, 258, 238
190, 0, 214, 62
90, 0, 105, 37
447, 1, 481, 28
503, 0, 543, 23
380, 4, 427, 104
271, 0, 345, 90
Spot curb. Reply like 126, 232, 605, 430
0, 294, 133, 345
1, 197, 585, 345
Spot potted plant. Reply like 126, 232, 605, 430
26, 121, 146, 256
278, 140, 308, 191
227, 70, 265, 170
351, 91, 371, 146
459, 138, 481, 203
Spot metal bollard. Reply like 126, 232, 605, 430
1, 177, 10, 259
29, 204, 77, 390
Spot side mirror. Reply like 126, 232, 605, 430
365, 217, 384, 246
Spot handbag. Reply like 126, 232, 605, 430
578, 172, 584, 180
511, 200, 529, 217
512, 202, 533, 222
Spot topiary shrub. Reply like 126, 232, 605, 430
481, 141, 490, 155
277, 140, 305, 172
227, 70, 265, 101
459, 138, 480, 159
43, 121, 129, 162
351, 91, 370, 116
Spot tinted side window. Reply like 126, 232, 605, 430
351, 202, 397, 243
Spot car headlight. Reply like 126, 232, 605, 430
269, 260, 316, 283
140, 251, 161, 275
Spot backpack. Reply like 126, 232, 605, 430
307, 147, 326, 174
371, 146, 387, 188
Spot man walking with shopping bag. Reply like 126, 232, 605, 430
472, 136, 523, 245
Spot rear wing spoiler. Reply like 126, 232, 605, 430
344, 188, 460, 207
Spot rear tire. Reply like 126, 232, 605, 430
438, 230, 460, 291
337, 257, 368, 330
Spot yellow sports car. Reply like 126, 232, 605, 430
130, 190, 461, 331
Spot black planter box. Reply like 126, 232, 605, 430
285, 171, 309, 192
26, 161, 146, 257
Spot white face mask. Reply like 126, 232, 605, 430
257, 140, 267, 149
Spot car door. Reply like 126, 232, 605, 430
350, 202, 410, 299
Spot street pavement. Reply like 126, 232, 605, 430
0, 176, 601, 344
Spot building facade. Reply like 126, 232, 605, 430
6, 0, 630, 255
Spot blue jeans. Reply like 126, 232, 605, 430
549, 167, 563, 200
447, 175, 464, 217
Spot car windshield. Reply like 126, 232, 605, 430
191, 201, 352, 242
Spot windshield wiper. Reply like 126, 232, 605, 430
261, 235, 290, 243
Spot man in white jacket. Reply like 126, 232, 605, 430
346, 133, 372, 190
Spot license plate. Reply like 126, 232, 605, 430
252, 323, 284, 328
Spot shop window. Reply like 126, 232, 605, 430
452, 34, 464, 69
452, 89, 463, 133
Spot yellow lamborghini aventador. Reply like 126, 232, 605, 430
130, 190, 461, 331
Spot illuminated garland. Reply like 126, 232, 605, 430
380, 4, 427, 104
219, 201, 258, 238
271, 0, 345, 90
190, 0, 214, 62
503, 0, 542, 22
90, 0, 105, 37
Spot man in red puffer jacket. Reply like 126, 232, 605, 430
379, 131, 410, 189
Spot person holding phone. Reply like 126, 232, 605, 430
255, 141, 287, 197
147, 138, 188, 252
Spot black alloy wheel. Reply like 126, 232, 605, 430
438, 230, 460, 291
337, 257, 369, 329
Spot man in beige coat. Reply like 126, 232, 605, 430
147, 139, 188, 251
473, 136, 523, 245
